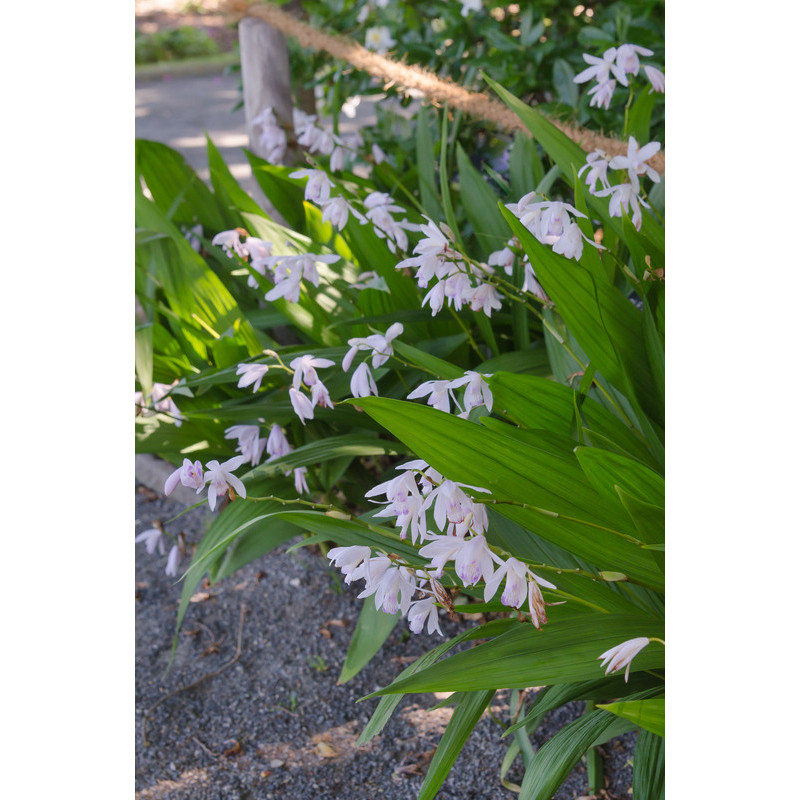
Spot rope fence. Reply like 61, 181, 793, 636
238, 2, 665, 175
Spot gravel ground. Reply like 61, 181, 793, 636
135, 483, 637, 799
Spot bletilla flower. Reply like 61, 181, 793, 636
396, 216, 460, 289
449, 371, 493, 414
328, 545, 374, 584
293, 466, 310, 495
289, 386, 315, 424
321, 196, 353, 230
358, 563, 417, 615
311, 380, 334, 410
552, 221, 589, 261
211, 229, 249, 259
598, 637, 651, 682
224, 424, 267, 467
467, 282, 503, 317
407, 597, 442, 635
135, 527, 166, 556
164, 458, 205, 497
204, 455, 248, 511
290, 354, 335, 390
251, 107, 287, 164
643, 65, 665, 94
236, 362, 270, 393
615, 43, 654, 76
578, 150, 612, 195
289, 168, 334, 205
573, 47, 628, 87
608, 136, 661, 193
365, 25, 396, 54
342, 322, 403, 371
424, 479, 490, 532
595, 182, 649, 231
407, 379, 461, 414
266, 423, 292, 459
453, 534, 495, 586
150, 383, 184, 426
527, 578, 548, 629
265, 253, 340, 304
350, 361, 379, 398
165, 544, 181, 577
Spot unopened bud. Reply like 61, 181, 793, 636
430, 578, 454, 612
598, 571, 628, 582
324, 510, 351, 520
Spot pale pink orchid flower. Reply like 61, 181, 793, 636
615, 43, 654, 75
266, 424, 292, 459
135, 528, 166, 556
290, 354, 336, 390
573, 47, 628, 86
204, 455, 248, 511
293, 466, 310, 495
165, 544, 181, 577
289, 387, 315, 424
598, 637, 651, 682
289, 168, 334, 205
236, 362, 270, 393
164, 458, 205, 496
350, 361, 379, 398
587, 79, 617, 110
407, 597, 442, 635
608, 136, 662, 192
643, 65, 665, 94
328, 545, 374, 584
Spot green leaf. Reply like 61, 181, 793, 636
338, 600, 400, 685
552, 58, 578, 108
574, 448, 664, 507
632, 730, 666, 800
135, 324, 154, 398
415, 105, 445, 220
488, 372, 658, 469
392, 339, 466, 380
519, 709, 635, 800
455, 143, 510, 258
509, 130, 543, 198
246, 154, 307, 231
625, 89, 658, 145
369, 616, 665, 695
597, 697, 665, 737
417, 690, 496, 800
135, 139, 234, 232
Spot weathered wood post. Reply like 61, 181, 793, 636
238, 14, 295, 164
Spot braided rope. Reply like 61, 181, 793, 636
241, 2, 665, 174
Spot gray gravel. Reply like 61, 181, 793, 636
135, 484, 636, 799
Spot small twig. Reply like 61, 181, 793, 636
192, 735, 221, 759
142, 603, 247, 747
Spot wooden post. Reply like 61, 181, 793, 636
238, 15, 296, 165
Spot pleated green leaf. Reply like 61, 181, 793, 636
575, 448, 665, 506
338, 600, 400, 685
417, 690, 496, 800
489, 372, 657, 468
519, 708, 635, 800
369, 615, 664, 695
597, 697, 665, 737
455, 143, 511, 258
633, 730, 666, 800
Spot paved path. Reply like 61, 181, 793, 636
136, 70, 260, 197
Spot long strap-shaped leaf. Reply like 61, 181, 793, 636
416, 690, 496, 800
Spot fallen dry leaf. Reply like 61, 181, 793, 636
325, 619, 347, 628
223, 740, 242, 757
319, 628, 331, 639
233, 581, 249, 591
316, 742, 337, 758
190, 592, 211, 603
